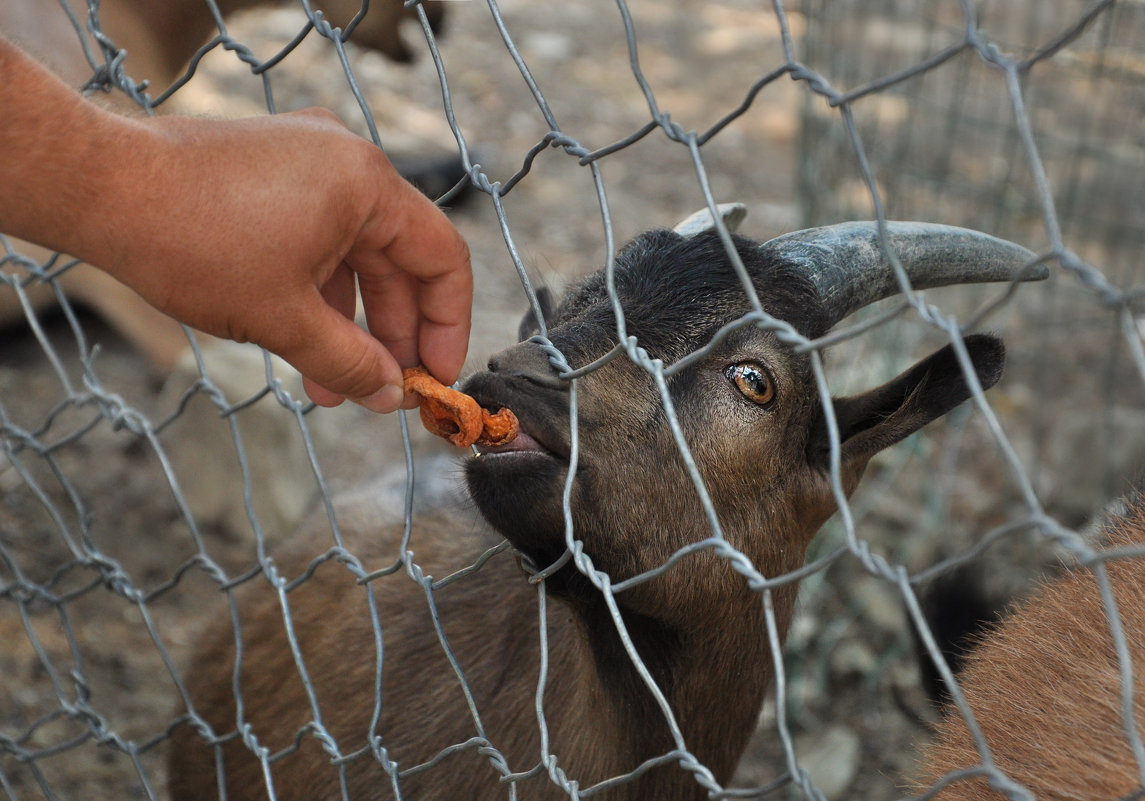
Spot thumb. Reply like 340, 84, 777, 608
281, 299, 407, 413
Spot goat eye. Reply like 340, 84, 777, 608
725, 363, 775, 405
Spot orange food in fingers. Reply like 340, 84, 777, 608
403, 367, 519, 448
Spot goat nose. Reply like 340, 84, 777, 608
487, 342, 568, 389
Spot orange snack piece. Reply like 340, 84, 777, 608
478, 407, 519, 447
403, 367, 519, 448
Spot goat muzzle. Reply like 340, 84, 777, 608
487, 341, 569, 390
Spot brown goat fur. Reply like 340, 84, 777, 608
168, 501, 801, 800
168, 227, 1011, 800
913, 493, 1145, 800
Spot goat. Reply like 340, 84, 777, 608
166, 208, 1038, 800
912, 490, 1145, 800
3, 0, 441, 105
0, 0, 444, 369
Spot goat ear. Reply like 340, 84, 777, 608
518, 286, 556, 341
671, 203, 748, 237
808, 334, 1006, 469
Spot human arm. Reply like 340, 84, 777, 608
0, 36, 472, 413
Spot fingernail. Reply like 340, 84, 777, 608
358, 384, 405, 414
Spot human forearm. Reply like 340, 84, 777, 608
0, 36, 472, 412
0, 37, 135, 263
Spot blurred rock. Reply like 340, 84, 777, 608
158, 340, 316, 542
1045, 406, 1145, 523
851, 575, 908, 635
522, 31, 574, 62
829, 639, 878, 678
0, 453, 21, 493
793, 724, 862, 799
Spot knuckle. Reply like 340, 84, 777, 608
335, 345, 388, 400
453, 235, 472, 267
295, 106, 342, 125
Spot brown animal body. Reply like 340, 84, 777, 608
167, 210, 1037, 799
914, 493, 1145, 800
1, 0, 441, 368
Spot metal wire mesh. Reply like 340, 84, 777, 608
800, 0, 1145, 285
2, 1, 1145, 799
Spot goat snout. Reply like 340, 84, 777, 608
487, 342, 568, 389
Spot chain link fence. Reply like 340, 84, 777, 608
2, 1, 1145, 799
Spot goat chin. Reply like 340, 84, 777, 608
912, 493, 1145, 801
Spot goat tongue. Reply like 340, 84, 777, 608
403, 367, 519, 448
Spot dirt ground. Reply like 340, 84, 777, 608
3, 2, 1145, 800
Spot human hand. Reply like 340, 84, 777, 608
87, 108, 472, 413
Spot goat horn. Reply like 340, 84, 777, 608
673, 203, 748, 238
759, 221, 1045, 326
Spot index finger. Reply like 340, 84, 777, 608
352, 179, 473, 384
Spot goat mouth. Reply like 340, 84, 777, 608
473, 427, 550, 458
462, 373, 571, 463
471, 402, 564, 460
